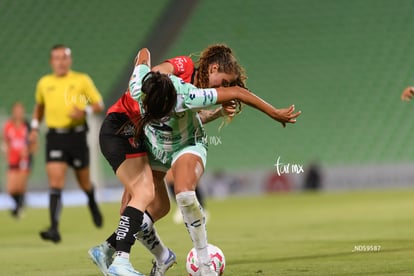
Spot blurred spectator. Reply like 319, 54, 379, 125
303, 162, 323, 190
264, 171, 292, 193
208, 170, 242, 198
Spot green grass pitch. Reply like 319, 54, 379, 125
1, 189, 413, 275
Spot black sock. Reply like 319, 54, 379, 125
85, 186, 96, 206
11, 194, 19, 209
115, 206, 144, 253
106, 232, 117, 248
16, 194, 24, 209
49, 188, 62, 231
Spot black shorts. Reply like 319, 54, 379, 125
99, 112, 147, 173
46, 126, 89, 169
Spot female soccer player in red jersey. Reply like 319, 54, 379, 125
2, 102, 36, 218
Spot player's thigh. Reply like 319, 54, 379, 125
171, 153, 204, 194
116, 155, 154, 199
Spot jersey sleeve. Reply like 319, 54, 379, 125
184, 88, 218, 110
169, 75, 218, 111
129, 64, 151, 103
82, 74, 103, 105
165, 56, 194, 83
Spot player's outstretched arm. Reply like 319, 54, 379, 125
401, 86, 414, 101
130, 48, 152, 100
215, 86, 301, 127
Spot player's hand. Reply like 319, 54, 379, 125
221, 100, 238, 117
401, 87, 414, 101
28, 129, 38, 145
135, 48, 151, 67
272, 105, 301, 127
69, 106, 86, 120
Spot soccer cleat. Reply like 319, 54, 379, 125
88, 201, 103, 228
88, 243, 115, 275
40, 228, 61, 243
199, 262, 218, 276
108, 256, 145, 276
149, 248, 177, 276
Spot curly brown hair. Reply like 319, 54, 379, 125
192, 44, 247, 129
192, 44, 247, 89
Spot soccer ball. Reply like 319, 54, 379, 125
186, 244, 225, 275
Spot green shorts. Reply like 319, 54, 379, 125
148, 142, 207, 172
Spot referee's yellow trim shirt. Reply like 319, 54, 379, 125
35, 70, 102, 128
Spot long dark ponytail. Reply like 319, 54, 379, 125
134, 71, 177, 140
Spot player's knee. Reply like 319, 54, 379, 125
174, 177, 198, 194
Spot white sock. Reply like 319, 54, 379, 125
176, 191, 209, 265
136, 212, 169, 263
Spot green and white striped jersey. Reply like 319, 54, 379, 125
129, 64, 218, 165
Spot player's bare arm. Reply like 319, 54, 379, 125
216, 86, 301, 127
198, 100, 238, 124
198, 108, 223, 124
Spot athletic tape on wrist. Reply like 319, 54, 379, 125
85, 105, 93, 115
30, 119, 39, 129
